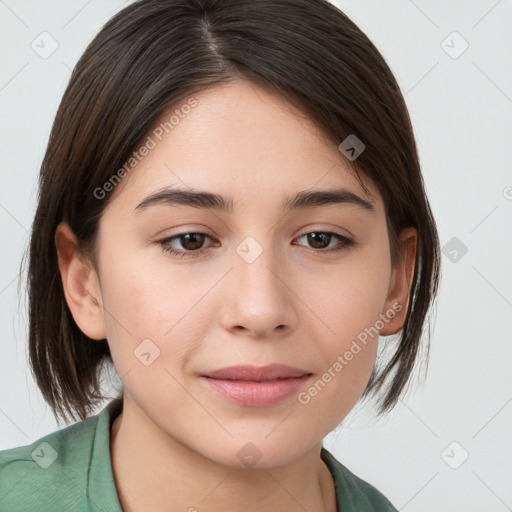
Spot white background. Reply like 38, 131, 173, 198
1, 1, 511, 510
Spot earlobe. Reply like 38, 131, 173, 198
55, 222, 107, 341
380, 227, 417, 336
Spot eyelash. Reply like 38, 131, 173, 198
157, 231, 356, 259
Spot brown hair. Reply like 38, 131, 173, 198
23, 0, 441, 425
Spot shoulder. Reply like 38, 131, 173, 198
0, 414, 98, 511
321, 447, 398, 512
0, 400, 121, 512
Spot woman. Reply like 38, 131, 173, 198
0, 1, 440, 510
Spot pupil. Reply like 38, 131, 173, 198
308, 232, 329, 249
182, 233, 204, 250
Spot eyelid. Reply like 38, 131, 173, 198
295, 225, 353, 239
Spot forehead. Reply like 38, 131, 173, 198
105, 80, 381, 215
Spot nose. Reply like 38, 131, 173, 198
219, 239, 297, 339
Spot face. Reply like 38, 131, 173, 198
60, 80, 413, 469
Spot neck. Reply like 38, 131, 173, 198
109, 400, 336, 512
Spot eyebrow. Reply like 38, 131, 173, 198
134, 186, 374, 214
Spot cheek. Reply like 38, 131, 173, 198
298, 247, 391, 401
296, 272, 387, 432
304, 248, 391, 343
99, 248, 210, 372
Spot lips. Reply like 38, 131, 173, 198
199, 364, 313, 407
201, 364, 312, 382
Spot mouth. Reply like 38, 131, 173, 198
199, 364, 313, 407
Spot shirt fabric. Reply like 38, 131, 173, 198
0, 398, 398, 511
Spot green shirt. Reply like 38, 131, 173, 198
0, 399, 397, 511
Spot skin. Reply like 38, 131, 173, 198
55, 79, 416, 512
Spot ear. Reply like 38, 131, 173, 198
379, 227, 417, 336
55, 222, 107, 340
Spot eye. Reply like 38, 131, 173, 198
158, 232, 215, 258
294, 231, 355, 253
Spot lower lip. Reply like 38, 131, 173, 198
200, 375, 312, 407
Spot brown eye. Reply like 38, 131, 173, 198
174, 233, 206, 251
295, 231, 354, 252
158, 232, 214, 258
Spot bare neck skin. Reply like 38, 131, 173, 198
109, 397, 337, 512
